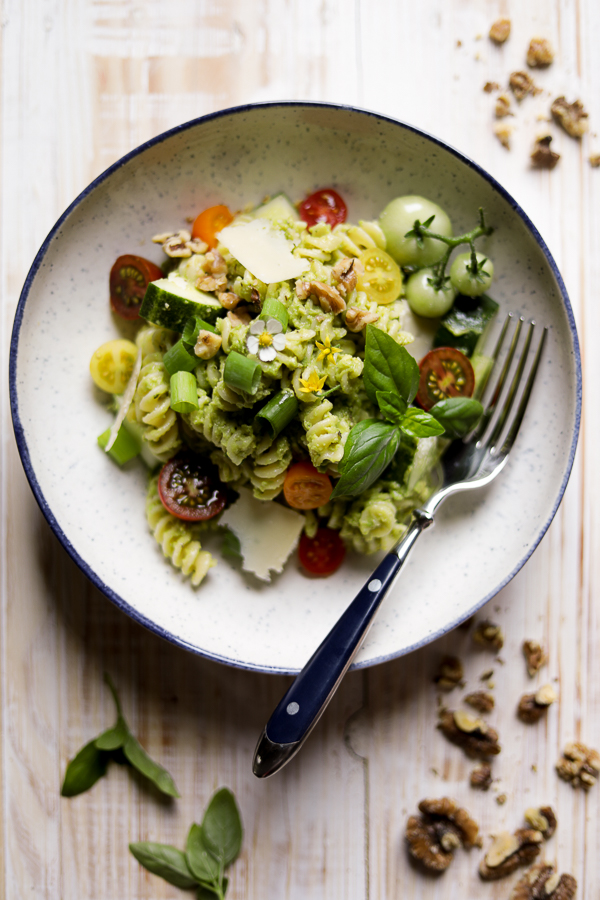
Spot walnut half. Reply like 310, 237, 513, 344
465, 690, 495, 713
438, 709, 501, 758
526, 37, 554, 68
523, 639, 547, 677
509, 71, 536, 102
479, 829, 543, 881
473, 620, 504, 650
510, 862, 577, 900
405, 797, 480, 873
489, 18, 511, 44
556, 741, 600, 789
517, 684, 557, 723
434, 655, 464, 691
551, 97, 589, 138
531, 136, 560, 170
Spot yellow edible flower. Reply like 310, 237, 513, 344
299, 371, 327, 394
315, 335, 340, 363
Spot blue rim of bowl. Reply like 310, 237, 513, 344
9, 100, 582, 675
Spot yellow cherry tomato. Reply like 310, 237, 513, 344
90, 339, 138, 394
357, 247, 403, 305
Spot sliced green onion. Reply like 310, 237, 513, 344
259, 297, 288, 331
256, 390, 298, 438
170, 371, 199, 413
163, 339, 198, 376
98, 424, 140, 465
223, 350, 261, 394
182, 315, 217, 348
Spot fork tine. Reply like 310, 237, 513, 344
471, 314, 523, 442
486, 320, 535, 449
495, 325, 547, 458
475, 312, 513, 399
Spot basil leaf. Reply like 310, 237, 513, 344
123, 733, 180, 797
330, 422, 401, 499
202, 788, 243, 868
95, 715, 128, 751
430, 397, 483, 438
104, 672, 124, 717
376, 391, 407, 424
400, 408, 445, 439
221, 530, 242, 560
61, 739, 109, 797
129, 842, 198, 889
363, 327, 420, 406
197, 877, 228, 899
186, 823, 220, 883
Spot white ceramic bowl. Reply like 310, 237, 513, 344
10, 102, 580, 674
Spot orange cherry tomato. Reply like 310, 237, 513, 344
191, 205, 233, 248
283, 461, 333, 510
109, 254, 163, 320
417, 347, 475, 411
298, 528, 346, 576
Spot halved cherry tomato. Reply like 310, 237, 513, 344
109, 254, 163, 320
357, 247, 403, 305
283, 461, 332, 510
298, 528, 346, 577
417, 347, 475, 411
158, 454, 227, 522
191, 204, 233, 248
299, 188, 347, 228
89, 339, 138, 394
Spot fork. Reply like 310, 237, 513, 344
253, 315, 547, 778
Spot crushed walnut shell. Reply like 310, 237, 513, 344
484, 81, 501, 93
434, 656, 464, 691
523, 639, 547, 677
405, 797, 480, 872
509, 71, 536, 102
517, 685, 557, 724
531, 136, 560, 170
551, 97, 589, 138
473, 620, 504, 651
345, 307, 379, 332
526, 37, 554, 67
510, 862, 577, 900
470, 763, 493, 790
465, 691, 495, 713
495, 94, 513, 118
590, 154, 600, 168
489, 18, 511, 44
479, 828, 543, 881
524, 806, 557, 839
438, 709, 501, 758
556, 741, 600, 789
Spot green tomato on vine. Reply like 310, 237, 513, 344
450, 251, 494, 297
405, 268, 457, 318
378, 195, 453, 267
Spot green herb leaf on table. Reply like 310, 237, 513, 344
61, 739, 109, 797
375, 390, 407, 424
201, 788, 243, 868
430, 397, 483, 438
399, 407, 446, 439
186, 824, 221, 883
94, 716, 128, 750
129, 842, 198, 890
197, 878, 228, 900
123, 733, 180, 797
363, 326, 420, 407
331, 421, 401, 500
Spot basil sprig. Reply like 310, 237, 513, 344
130, 788, 243, 900
61, 674, 179, 798
331, 326, 483, 500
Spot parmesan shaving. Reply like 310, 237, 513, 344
218, 218, 309, 284
104, 346, 142, 452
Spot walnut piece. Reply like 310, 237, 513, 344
465, 690, 495, 713
163, 231, 193, 258
590, 154, 600, 168
331, 257, 360, 297
489, 18, 511, 44
473, 620, 504, 651
510, 862, 577, 900
438, 709, 501, 758
345, 307, 379, 332
479, 829, 543, 881
204, 249, 227, 275
523, 640, 547, 677
470, 763, 493, 790
527, 37, 554, 67
496, 792, 507, 805
194, 330, 222, 360
493, 123, 513, 149
196, 273, 228, 292
484, 81, 500, 93
551, 97, 589, 138
405, 797, 480, 872
434, 655, 464, 691
510, 70, 536, 101
524, 806, 557, 839
495, 94, 513, 118
227, 306, 252, 327
531, 136, 560, 170
297, 280, 346, 314
217, 291, 240, 310
556, 741, 600, 789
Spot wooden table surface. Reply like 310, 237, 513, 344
2, 1, 599, 897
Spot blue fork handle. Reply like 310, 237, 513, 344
252, 509, 434, 778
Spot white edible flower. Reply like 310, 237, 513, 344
246, 317, 286, 362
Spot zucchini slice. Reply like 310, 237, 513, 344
140, 274, 225, 330
433, 294, 499, 357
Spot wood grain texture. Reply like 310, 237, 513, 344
1, 0, 599, 897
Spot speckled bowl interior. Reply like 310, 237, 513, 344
10, 102, 580, 674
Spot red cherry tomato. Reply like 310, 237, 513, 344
417, 347, 475, 411
283, 461, 332, 510
109, 254, 163, 320
299, 188, 348, 228
157, 454, 227, 522
298, 528, 346, 577
192, 205, 233, 248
